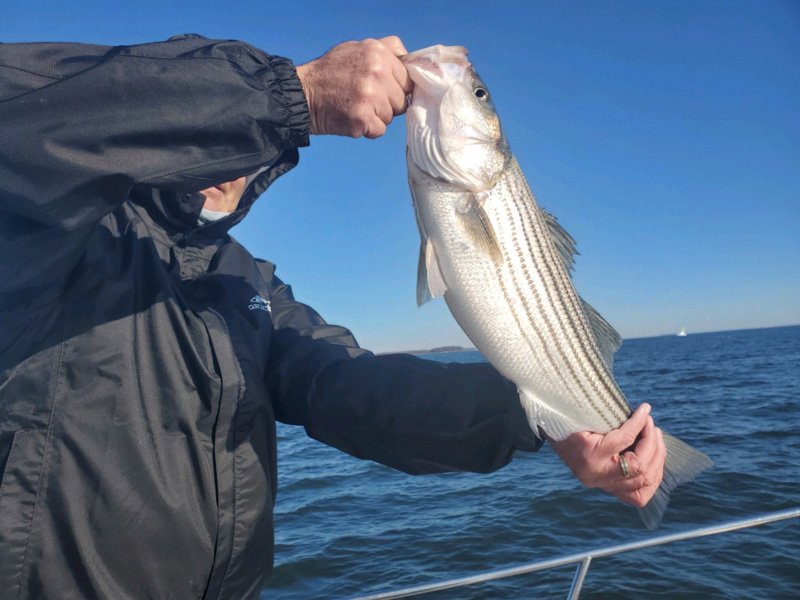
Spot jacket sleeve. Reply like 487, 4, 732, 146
0, 35, 309, 230
0, 35, 309, 312
261, 262, 541, 475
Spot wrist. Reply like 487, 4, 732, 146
295, 62, 319, 136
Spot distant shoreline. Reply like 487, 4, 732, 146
375, 324, 799, 356
624, 323, 800, 341
377, 345, 476, 356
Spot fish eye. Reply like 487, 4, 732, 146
474, 87, 489, 101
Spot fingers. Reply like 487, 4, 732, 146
600, 403, 650, 455
364, 102, 390, 139
392, 59, 414, 97
374, 37, 411, 121
380, 36, 414, 97
618, 416, 658, 479
551, 404, 667, 509
377, 35, 408, 56
550, 404, 669, 508
388, 78, 411, 115
608, 424, 666, 507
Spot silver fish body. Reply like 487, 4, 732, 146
403, 45, 712, 529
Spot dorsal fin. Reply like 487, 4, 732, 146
581, 300, 623, 373
541, 209, 579, 274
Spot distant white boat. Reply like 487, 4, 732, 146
677, 328, 687, 337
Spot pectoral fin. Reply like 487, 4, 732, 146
456, 196, 503, 265
416, 239, 448, 306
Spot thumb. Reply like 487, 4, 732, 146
600, 404, 651, 455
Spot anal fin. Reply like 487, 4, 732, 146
518, 389, 585, 441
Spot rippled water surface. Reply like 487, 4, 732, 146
264, 326, 800, 599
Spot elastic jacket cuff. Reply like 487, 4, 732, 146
265, 56, 311, 149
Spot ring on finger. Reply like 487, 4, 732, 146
619, 454, 631, 478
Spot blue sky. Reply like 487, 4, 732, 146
4, 1, 798, 352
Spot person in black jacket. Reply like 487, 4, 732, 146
0, 35, 665, 599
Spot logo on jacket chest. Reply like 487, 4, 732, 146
249, 295, 271, 313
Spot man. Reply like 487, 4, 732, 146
0, 35, 665, 599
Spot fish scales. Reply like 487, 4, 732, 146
478, 159, 627, 431
402, 45, 713, 529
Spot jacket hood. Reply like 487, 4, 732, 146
130, 148, 300, 238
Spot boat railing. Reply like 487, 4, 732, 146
344, 507, 800, 600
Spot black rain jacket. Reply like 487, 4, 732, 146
0, 36, 540, 599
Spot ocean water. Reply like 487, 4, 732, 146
264, 326, 800, 599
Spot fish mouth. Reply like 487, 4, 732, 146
402, 45, 473, 102
400, 45, 470, 67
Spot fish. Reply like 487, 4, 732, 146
401, 45, 712, 529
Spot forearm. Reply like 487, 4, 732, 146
292, 354, 542, 475
0, 35, 309, 228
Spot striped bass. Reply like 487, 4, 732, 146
402, 45, 712, 529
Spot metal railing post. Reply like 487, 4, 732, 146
567, 556, 592, 600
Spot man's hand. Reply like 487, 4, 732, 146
548, 404, 667, 507
296, 37, 413, 139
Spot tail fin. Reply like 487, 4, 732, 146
637, 433, 713, 530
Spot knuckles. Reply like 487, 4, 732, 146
368, 59, 386, 78
619, 487, 654, 508
347, 119, 368, 139
380, 35, 403, 50
356, 80, 377, 102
